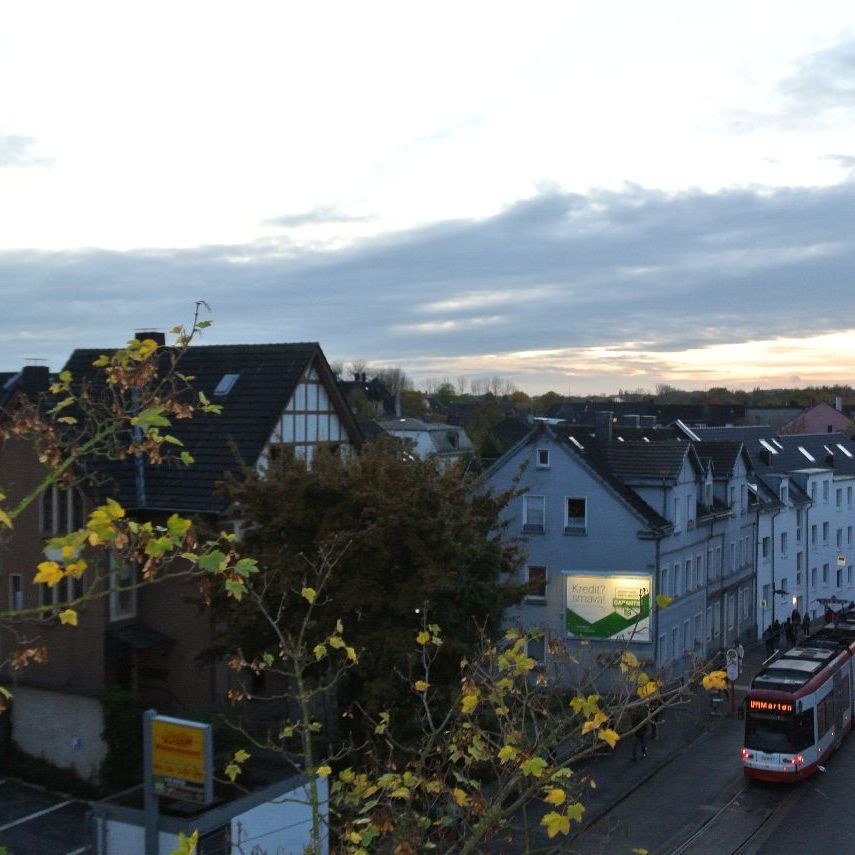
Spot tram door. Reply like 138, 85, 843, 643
834, 672, 847, 743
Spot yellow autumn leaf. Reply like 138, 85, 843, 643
345, 646, 358, 662
632, 849, 649, 855
301, 587, 317, 604
566, 802, 585, 823
61, 545, 75, 559
544, 788, 566, 806
655, 594, 673, 608
316, 765, 332, 778
497, 745, 517, 763
702, 670, 728, 691
59, 609, 78, 626
541, 811, 570, 839
637, 680, 660, 699
581, 711, 608, 734
460, 693, 478, 714
314, 644, 327, 661
620, 650, 639, 669
414, 680, 429, 692
598, 728, 620, 748
452, 787, 469, 807
34, 561, 63, 587
416, 631, 430, 645
67, 560, 87, 579
0, 508, 12, 529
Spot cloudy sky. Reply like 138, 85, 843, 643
3, 1, 855, 393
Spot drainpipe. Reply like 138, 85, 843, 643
805, 499, 812, 618
653, 538, 661, 664
770, 508, 781, 625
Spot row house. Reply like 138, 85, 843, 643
486, 416, 757, 682
0, 339, 361, 781
689, 426, 855, 633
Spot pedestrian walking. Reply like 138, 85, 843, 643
785, 617, 795, 647
792, 607, 802, 639
772, 619, 782, 650
764, 624, 774, 656
631, 709, 649, 761
737, 640, 745, 675
802, 612, 811, 638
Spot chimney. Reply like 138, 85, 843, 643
836, 396, 843, 412
595, 411, 613, 445
20, 365, 50, 393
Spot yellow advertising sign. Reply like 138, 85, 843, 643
152, 719, 206, 784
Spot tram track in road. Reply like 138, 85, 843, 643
667, 778, 804, 855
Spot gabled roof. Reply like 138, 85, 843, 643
63, 342, 361, 513
599, 441, 702, 484
693, 440, 750, 479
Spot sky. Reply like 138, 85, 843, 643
3, 1, 855, 394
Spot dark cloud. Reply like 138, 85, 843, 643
265, 206, 372, 228
2, 182, 855, 380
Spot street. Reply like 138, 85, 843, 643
0, 778, 90, 855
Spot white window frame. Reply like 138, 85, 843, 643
9, 573, 22, 611
524, 565, 548, 602
564, 496, 587, 534
109, 552, 138, 622
536, 448, 550, 469
522, 495, 546, 533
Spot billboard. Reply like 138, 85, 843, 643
565, 573, 651, 642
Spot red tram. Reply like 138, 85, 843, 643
743, 616, 855, 781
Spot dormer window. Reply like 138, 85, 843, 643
214, 373, 240, 396
536, 448, 550, 468
780, 483, 788, 504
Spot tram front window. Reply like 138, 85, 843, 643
745, 710, 814, 753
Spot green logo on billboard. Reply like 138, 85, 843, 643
612, 586, 648, 618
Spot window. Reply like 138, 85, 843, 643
823, 481, 829, 503
741, 484, 747, 513
706, 605, 712, 640
741, 586, 750, 619
695, 554, 704, 587
730, 542, 735, 571
213, 373, 240, 396
762, 583, 771, 606
707, 548, 713, 579
837, 528, 843, 548
811, 524, 818, 545
848, 527, 852, 546
849, 486, 853, 507
684, 619, 691, 652
40, 487, 82, 535
797, 570, 802, 586
823, 522, 829, 543
685, 559, 692, 593
40, 580, 59, 616
673, 496, 681, 529
658, 634, 667, 662
811, 482, 818, 500
780, 532, 787, 555
823, 563, 830, 585
849, 566, 853, 586
661, 566, 669, 598
536, 448, 550, 468
8, 574, 22, 611
673, 562, 681, 597
525, 566, 547, 601
780, 484, 788, 503
727, 593, 736, 630
694, 613, 702, 650
715, 546, 722, 576
685, 494, 692, 526
812, 567, 818, 588
564, 497, 587, 534
109, 553, 138, 621
729, 486, 736, 508
762, 536, 770, 559
780, 577, 788, 593
523, 496, 545, 533
837, 568, 843, 588
837, 488, 843, 509
527, 635, 546, 662
671, 626, 678, 660
797, 550, 803, 571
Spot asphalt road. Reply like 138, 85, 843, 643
0, 778, 90, 855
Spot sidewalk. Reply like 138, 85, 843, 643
566, 634, 791, 852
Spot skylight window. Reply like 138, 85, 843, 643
569, 436, 585, 451
759, 439, 778, 455
823, 445, 834, 456
213, 373, 240, 396
643, 436, 650, 443
837, 443, 854, 459
772, 439, 784, 450
617, 436, 625, 442
798, 446, 816, 463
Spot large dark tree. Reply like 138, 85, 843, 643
214, 438, 523, 713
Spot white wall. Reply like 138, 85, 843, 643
12, 686, 107, 782
232, 779, 328, 855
